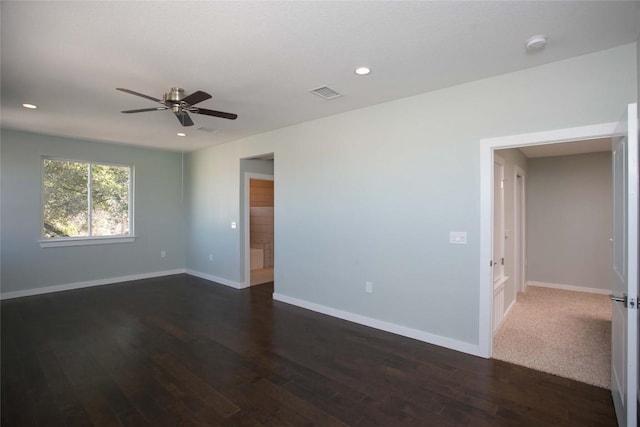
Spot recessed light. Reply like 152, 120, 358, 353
355, 67, 371, 76
22, 103, 37, 109
525, 35, 548, 52
177, 132, 186, 137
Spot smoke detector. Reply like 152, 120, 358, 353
526, 35, 548, 52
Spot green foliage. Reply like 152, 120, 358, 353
43, 160, 88, 237
43, 160, 130, 238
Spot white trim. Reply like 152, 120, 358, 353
479, 121, 617, 358
481, 122, 617, 148
504, 297, 516, 319
526, 281, 611, 295
513, 166, 526, 294
186, 269, 247, 289
39, 236, 135, 248
243, 172, 274, 288
493, 155, 505, 281
495, 298, 517, 332
493, 275, 509, 292
0, 269, 185, 300
273, 292, 480, 356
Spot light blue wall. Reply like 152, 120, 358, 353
526, 152, 612, 290
186, 44, 637, 348
0, 129, 186, 293
185, 146, 240, 282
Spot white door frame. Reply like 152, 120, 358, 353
243, 172, 274, 287
513, 166, 526, 294
479, 122, 617, 358
493, 155, 505, 283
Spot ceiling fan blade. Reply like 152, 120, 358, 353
174, 111, 194, 126
192, 108, 238, 120
182, 90, 212, 106
116, 88, 163, 103
121, 107, 167, 113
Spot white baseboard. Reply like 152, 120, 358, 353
504, 298, 516, 319
496, 298, 516, 332
0, 269, 186, 300
185, 269, 247, 289
526, 281, 610, 295
273, 292, 480, 357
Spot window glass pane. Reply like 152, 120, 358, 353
90, 164, 130, 236
43, 159, 89, 238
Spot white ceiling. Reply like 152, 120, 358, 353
518, 138, 612, 158
1, 1, 639, 152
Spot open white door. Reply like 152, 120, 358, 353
611, 103, 638, 427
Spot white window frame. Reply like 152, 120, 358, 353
39, 157, 135, 248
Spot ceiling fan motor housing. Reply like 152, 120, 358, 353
165, 87, 186, 102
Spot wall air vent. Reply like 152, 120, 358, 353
309, 86, 343, 100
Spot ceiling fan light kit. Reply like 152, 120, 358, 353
116, 87, 238, 127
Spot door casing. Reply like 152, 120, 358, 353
493, 155, 505, 283
513, 167, 526, 294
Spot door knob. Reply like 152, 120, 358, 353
610, 294, 628, 307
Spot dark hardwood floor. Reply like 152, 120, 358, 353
1, 274, 617, 426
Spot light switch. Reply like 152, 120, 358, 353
449, 231, 467, 245
231, 222, 237, 229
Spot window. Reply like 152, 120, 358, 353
41, 158, 133, 244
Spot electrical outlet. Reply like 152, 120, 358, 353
161, 250, 166, 258
209, 253, 213, 261
365, 281, 373, 293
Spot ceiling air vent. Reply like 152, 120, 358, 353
309, 86, 343, 100
197, 126, 219, 134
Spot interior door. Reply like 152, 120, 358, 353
611, 103, 638, 427
493, 156, 505, 282
514, 171, 525, 293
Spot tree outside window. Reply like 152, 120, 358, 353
42, 159, 132, 239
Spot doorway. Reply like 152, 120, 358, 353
241, 155, 275, 288
492, 144, 613, 388
248, 177, 274, 286
479, 121, 617, 357
483, 125, 621, 394
481, 109, 638, 426
243, 172, 274, 287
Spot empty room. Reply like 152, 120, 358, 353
1, 2, 639, 426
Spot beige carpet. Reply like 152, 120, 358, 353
493, 286, 611, 389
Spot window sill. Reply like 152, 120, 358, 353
39, 236, 135, 248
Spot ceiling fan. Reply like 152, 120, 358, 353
116, 87, 238, 126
